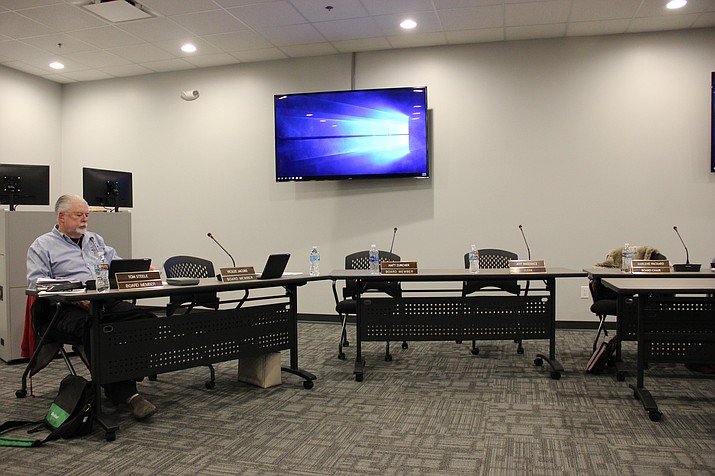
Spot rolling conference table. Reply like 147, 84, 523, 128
28, 275, 318, 441
329, 268, 585, 382
585, 267, 715, 361
601, 277, 715, 422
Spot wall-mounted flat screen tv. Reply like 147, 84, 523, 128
83, 167, 133, 212
274, 87, 429, 182
0, 163, 50, 211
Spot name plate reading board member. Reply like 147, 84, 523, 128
509, 260, 546, 273
220, 266, 257, 282
631, 260, 671, 274
381, 261, 418, 275
115, 270, 163, 289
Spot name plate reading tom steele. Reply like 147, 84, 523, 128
509, 259, 546, 273
115, 270, 163, 289
631, 260, 671, 274
220, 266, 257, 282
381, 261, 418, 274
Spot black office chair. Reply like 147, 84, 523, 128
16, 298, 87, 398
164, 255, 220, 316
163, 255, 220, 389
461, 248, 523, 355
332, 250, 405, 361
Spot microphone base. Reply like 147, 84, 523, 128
673, 263, 701, 272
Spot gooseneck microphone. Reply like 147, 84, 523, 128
207, 232, 236, 267
672, 226, 701, 271
388, 227, 398, 256
518, 225, 531, 260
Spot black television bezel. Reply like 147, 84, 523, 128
0, 163, 50, 211
273, 86, 430, 182
82, 167, 133, 212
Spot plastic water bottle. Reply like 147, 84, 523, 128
95, 252, 110, 292
621, 242, 631, 272
468, 245, 480, 273
309, 246, 320, 276
369, 244, 380, 274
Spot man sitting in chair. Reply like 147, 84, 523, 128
27, 194, 157, 420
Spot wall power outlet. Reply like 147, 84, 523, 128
580, 286, 590, 299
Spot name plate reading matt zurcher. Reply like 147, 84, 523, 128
115, 270, 163, 289
220, 266, 257, 282
509, 260, 546, 273
381, 261, 418, 275
631, 260, 671, 274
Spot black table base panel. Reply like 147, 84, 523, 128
633, 296, 715, 422
97, 303, 310, 385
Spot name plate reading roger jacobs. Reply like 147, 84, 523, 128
509, 260, 546, 273
381, 261, 418, 274
220, 266, 257, 282
115, 270, 163, 289
631, 259, 671, 274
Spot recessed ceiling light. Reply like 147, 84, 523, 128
49, 61, 64, 70
181, 43, 197, 53
666, 0, 687, 9
400, 19, 417, 29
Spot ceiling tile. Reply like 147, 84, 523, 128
138, 0, 222, 16
692, 12, 715, 27
445, 27, 504, 44
227, 1, 307, 28
289, 0, 369, 21
506, 23, 567, 41
570, 0, 642, 22
143, 58, 195, 72
231, 47, 287, 62
204, 30, 274, 51
438, 5, 504, 30
433, 0, 502, 7
21, 33, 96, 55
62, 50, 132, 68
628, 13, 702, 32
566, 19, 631, 37
116, 17, 194, 43
19, 4, 105, 31
387, 31, 448, 48
331, 37, 392, 53
171, 10, 250, 35
312, 17, 382, 41
373, 11, 443, 36
280, 42, 339, 57
69, 26, 146, 49
359, 0, 435, 16
183, 52, 239, 67
0, 0, 61, 9
109, 43, 176, 63
505, 0, 571, 27
0, 11, 56, 38
257, 23, 325, 46
0, 59, 49, 76
153, 37, 222, 56
99, 63, 154, 78
60, 69, 114, 82
0, 39, 46, 60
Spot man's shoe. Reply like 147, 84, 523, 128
129, 395, 157, 420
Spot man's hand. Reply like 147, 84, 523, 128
75, 300, 90, 311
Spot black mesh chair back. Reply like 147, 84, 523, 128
344, 250, 402, 298
164, 255, 220, 314
462, 248, 520, 296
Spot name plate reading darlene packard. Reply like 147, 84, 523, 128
220, 266, 257, 282
381, 261, 418, 274
509, 259, 546, 273
115, 270, 163, 289
631, 260, 671, 274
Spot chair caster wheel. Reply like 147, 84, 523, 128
15, 389, 27, 399
616, 372, 625, 382
551, 371, 561, 380
343, 341, 349, 347
205, 381, 215, 389
471, 348, 480, 355
385, 354, 392, 362
338, 352, 346, 360
303, 380, 314, 389
534, 358, 544, 366
355, 373, 363, 382
106, 432, 116, 442
649, 410, 662, 422
402, 342, 408, 349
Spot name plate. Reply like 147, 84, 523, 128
631, 260, 671, 274
220, 266, 257, 282
115, 270, 163, 289
381, 261, 418, 275
509, 259, 546, 273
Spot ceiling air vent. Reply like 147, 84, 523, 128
83, 0, 154, 23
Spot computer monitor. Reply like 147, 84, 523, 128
82, 167, 133, 212
0, 163, 50, 211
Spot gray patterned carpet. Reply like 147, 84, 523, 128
1, 323, 714, 475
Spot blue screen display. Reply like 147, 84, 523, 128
274, 87, 429, 181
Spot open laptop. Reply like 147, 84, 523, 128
108, 258, 152, 288
258, 253, 290, 279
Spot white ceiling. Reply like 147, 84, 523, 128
1, 0, 714, 84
